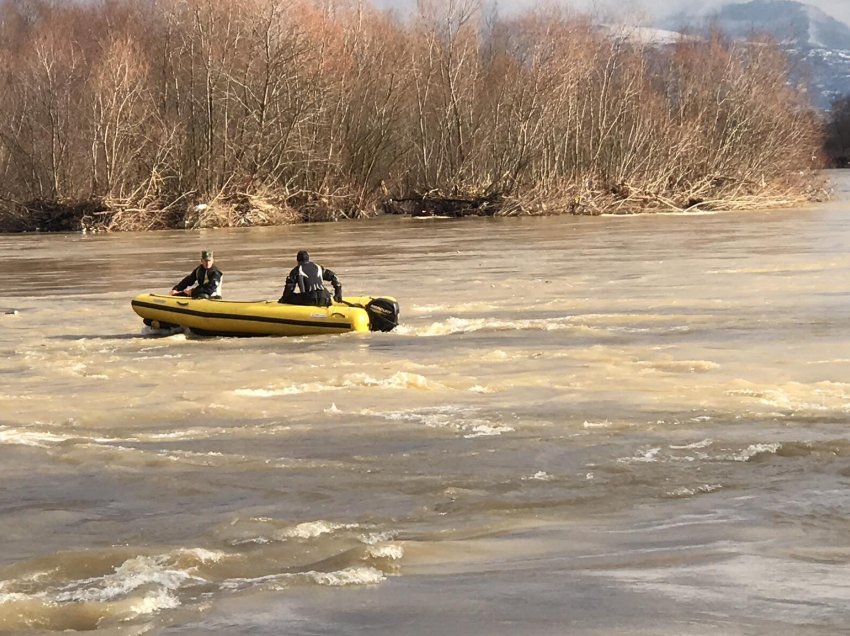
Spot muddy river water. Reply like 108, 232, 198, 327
2, 173, 850, 633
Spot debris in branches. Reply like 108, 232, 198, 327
381, 195, 503, 217
1, 199, 109, 233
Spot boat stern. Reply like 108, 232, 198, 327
365, 297, 400, 332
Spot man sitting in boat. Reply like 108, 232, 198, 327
171, 250, 223, 299
278, 250, 342, 307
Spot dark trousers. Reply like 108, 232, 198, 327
191, 289, 221, 300
279, 290, 331, 307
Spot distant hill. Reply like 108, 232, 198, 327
659, 0, 850, 109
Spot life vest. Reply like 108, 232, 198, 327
294, 262, 325, 294
195, 265, 222, 296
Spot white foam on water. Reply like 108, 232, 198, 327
670, 439, 713, 450
0, 551, 214, 618
365, 544, 404, 560
757, 389, 830, 412
234, 384, 330, 397
463, 422, 514, 438
664, 484, 723, 498
644, 359, 720, 373
607, 325, 651, 334
280, 520, 360, 539
727, 388, 762, 398
0, 426, 122, 449
128, 587, 181, 615
136, 353, 183, 360
523, 471, 553, 481
343, 372, 444, 390
158, 449, 225, 459
139, 429, 211, 441
618, 447, 662, 463
235, 371, 445, 397
136, 423, 292, 442
583, 420, 612, 429
399, 315, 574, 337
0, 427, 70, 447
139, 326, 186, 338
222, 566, 387, 592
220, 573, 280, 590
367, 406, 513, 437
717, 443, 782, 462
174, 548, 227, 564
727, 381, 850, 415
52, 555, 205, 605
228, 536, 272, 546
307, 566, 386, 586
359, 530, 398, 545
123, 448, 235, 467
0, 568, 56, 593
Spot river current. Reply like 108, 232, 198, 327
2, 173, 850, 634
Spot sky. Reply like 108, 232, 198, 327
376, 0, 850, 26
539, 0, 850, 25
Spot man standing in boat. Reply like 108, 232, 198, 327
279, 250, 342, 307
171, 250, 223, 299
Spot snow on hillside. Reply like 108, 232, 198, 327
657, 0, 850, 108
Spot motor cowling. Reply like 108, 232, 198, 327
365, 298, 400, 332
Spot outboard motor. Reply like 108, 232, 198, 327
365, 298, 400, 332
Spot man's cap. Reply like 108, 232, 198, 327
296, 250, 310, 263
201, 250, 213, 260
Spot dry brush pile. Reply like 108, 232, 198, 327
0, 0, 827, 232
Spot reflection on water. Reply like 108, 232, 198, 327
1, 173, 850, 633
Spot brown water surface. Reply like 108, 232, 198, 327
1, 173, 850, 633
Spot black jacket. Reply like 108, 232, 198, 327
173, 264, 222, 298
281, 262, 341, 303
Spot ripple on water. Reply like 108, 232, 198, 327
0, 520, 402, 631
361, 405, 515, 438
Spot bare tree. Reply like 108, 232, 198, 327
824, 95, 850, 166
0, 0, 827, 231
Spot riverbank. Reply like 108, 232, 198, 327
0, 171, 830, 233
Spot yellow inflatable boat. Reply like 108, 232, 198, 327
131, 293, 399, 337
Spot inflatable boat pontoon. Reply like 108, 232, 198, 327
131, 293, 399, 337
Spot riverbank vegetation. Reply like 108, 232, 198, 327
0, 0, 826, 232
824, 95, 850, 167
